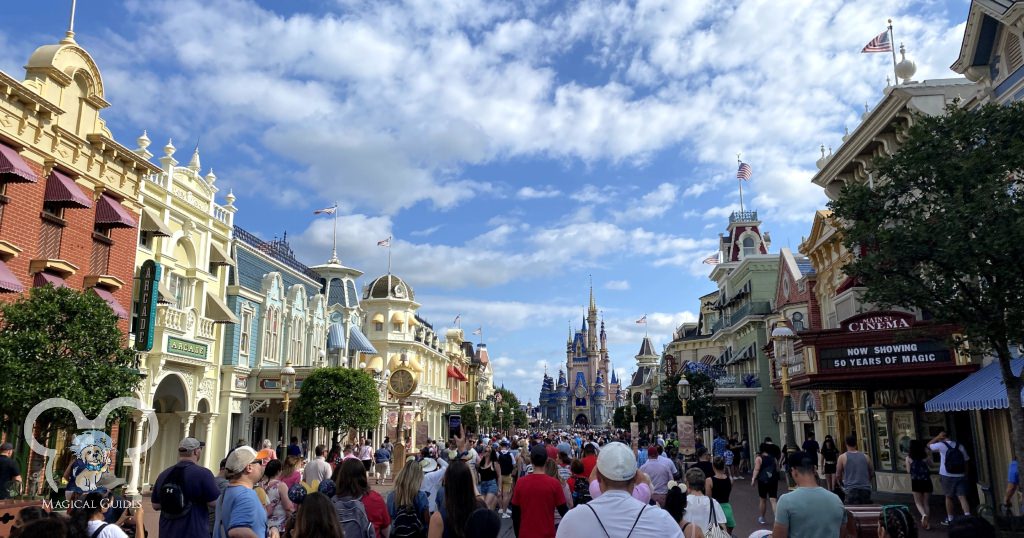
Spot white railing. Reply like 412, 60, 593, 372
157, 305, 186, 332
146, 172, 168, 189
212, 204, 230, 224
197, 318, 216, 340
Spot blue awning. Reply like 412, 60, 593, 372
327, 322, 346, 350
348, 325, 377, 354
925, 359, 1024, 412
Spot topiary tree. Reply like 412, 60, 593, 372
292, 367, 380, 436
656, 369, 722, 431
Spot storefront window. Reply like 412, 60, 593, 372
892, 410, 915, 472
874, 411, 891, 471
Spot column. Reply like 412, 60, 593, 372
125, 411, 149, 498
202, 414, 218, 469
177, 411, 198, 437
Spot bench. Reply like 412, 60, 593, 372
844, 505, 881, 538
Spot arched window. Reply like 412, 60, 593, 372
292, 317, 305, 365
742, 236, 757, 257
791, 311, 805, 331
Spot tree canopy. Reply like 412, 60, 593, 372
657, 369, 722, 431
0, 286, 141, 438
292, 367, 380, 433
828, 101, 1024, 464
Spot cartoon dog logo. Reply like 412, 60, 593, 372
69, 430, 113, 493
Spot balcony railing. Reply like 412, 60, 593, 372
156, 304, 216, 341
711, 301, 772, 333
730, 210, 758, 223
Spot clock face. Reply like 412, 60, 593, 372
574, 386, 586, 398
394, 285, 406, 298
330, 312, 342, 323
388, 368, 417, 397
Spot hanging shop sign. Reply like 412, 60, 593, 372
134, 260, 161, 351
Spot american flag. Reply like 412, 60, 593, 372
377, 236, 391, 247
472, 327, 482, 336
635, 315, 647, 324
313, 205, 337, 215
453, 314, 461, 325
736, 162, 752, 181
861, 30, 892, 53
703, 254, 720, 265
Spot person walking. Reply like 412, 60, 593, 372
750, 442, 780, 525
511, 444, 568, 538
705, 457, 735, 534
214, 446, 277, 538
640, 446, 673, 507
928, 430, 971, 525
360, 440, 374, 474
907, 439, 933, 530
664, 484, 705, 538
374, 443, 392, 485
280, 455, 303, 489
262, 459, 296, 532
820, 435, 840, 492
555, 441, 682, 538
773, 450, 846, 537
544, 459, 573, 531
334, 458, 391, 538
428, 460, 485, 538
836, 434, 874, 505
497, 441, 516, 518
151, 437, 220, 538
477, 446, 501, 511
682, 468, 726, 535
386, 462, 429, 538
801, 433, 820, 475
0, 442, 22, 500
292, 492, 344, 538
304, 444, 333, 485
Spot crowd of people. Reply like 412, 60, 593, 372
5, 426, 1007, 537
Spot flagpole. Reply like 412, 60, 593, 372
330, 202, 339, 263
888, 19, 899, 85
387, 238, 392, 274
737, 154, 745, 213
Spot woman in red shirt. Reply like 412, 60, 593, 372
334, 458, 392, 538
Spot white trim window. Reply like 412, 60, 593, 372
263, 307, 280, 362
240, 308, 253, 356
167, 272, 193, 310
292, 316, 305, 365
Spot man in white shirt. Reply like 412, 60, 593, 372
556, 442, 682, 538
302, 444, 332, 485
419, 447, 449, 513
929, 431, 971, 525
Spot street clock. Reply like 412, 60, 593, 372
388, 368, 417, 398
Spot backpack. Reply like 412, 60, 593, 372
158, 465, 192, 519
910, 459, 930, 481
333, 496, 374, 538
391, 504, 425, 538
571, 475, 592, 505
757, 455, 777, 483
943, 441, 966, 475
498, 452, 515, 476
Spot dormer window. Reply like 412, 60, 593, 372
742, 236, 756, 257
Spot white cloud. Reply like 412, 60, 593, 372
614, 182, 679, 222
410, 225, 444, 237
516, 186, 561, 199
569, 184, 618, 204
604, 280, 630, 290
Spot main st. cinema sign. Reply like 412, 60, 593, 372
819, 311, 952, 371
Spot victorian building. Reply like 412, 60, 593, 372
124, 138, 236, 496
0, 25, 161, 495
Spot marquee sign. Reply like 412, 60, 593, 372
842, 311, 915, 333
819, 340, 951, 371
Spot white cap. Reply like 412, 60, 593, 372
596, 442, 636, 481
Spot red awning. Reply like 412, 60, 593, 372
95, 194, 136, 228
447, 366, 468, 381
33, 271, 68, 288
44, 169, 92, 208
92, 287, 129, 319
0, 142, 38, 183
0, 259, 24, 292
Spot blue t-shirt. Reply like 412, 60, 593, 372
776, 486, 847, 538
1009, 460, 1020, 485
386, 489, 429, 519
214, 484, 267, 538
152, 461, 221, 538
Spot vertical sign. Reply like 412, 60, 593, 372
630, 422, 639, 450
415, 421, 429, 448
134, 260, 161, 351
677, 416, 695, 456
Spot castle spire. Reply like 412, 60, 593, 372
589, 276, 597, 313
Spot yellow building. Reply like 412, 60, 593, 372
125, 138, 237, 495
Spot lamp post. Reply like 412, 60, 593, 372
676, 377, 690, 414
772, 325, 798, 461
499, 407, 505, 437
474, 403, 481, 435
281, 361, 296, 449
650, 393, 660, 435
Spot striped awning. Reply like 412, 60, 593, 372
348, 325, 377, 354
0, 259, 24, 292
0, 142, 38, 183
925, 359, 1024, 412
327, 322, 346, 350
34, 271, 68, 288
447, 366, 468, 381
45, 169, 92, 208
95, 194, 136, 228
91, 287, 129, 319
205, 292, 239, 324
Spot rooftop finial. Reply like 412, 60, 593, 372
63, 0, 77, 43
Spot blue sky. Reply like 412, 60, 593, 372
1, 0, 970, 405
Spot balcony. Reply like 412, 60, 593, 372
711, 301, 772, 333
729, 210, 758, 223
156, 304, 216, 340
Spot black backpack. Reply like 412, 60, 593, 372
498, 452, 515, 476
757, 455, 777, 483
391, 504, 425, 538
158, 465, 192, 519
944, 441, 966, 474
572, 475, 592, 505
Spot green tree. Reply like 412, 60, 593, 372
458, 401, 492, 434
656, 370, 722, 431
292, 367, 380, 433
828, 102, 1024, 466
0, 286, 142, 449
612, 403, 653, 430
493, 387, 527, 431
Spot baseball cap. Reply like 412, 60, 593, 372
0, 442, 13, 451
596, 442, 637, 481
178, 437, 205, 452
225, 447, 275, 473
529, 444, 548, 463
647, 446, 658, 457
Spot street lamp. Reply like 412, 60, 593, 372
474, 403, 481, 434
650, 393, 660, 434
499, 407, 505, 436
772, 325, 798, 460
281, 361, 296, 449
676, 376, 691, 414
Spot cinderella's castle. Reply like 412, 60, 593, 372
538, 288, 622, 427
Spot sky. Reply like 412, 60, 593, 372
1, 0, 971, 407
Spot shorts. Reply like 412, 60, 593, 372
500, 475, 513, 493
362, 459, 372, 472
941, 475, 967, 497
375, 462, 390, 477
479, 479, 498, 495
844, 487, 872, 505
911, 478, 933, 493
757, 480, 779, 499
720, 502, 736, 528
